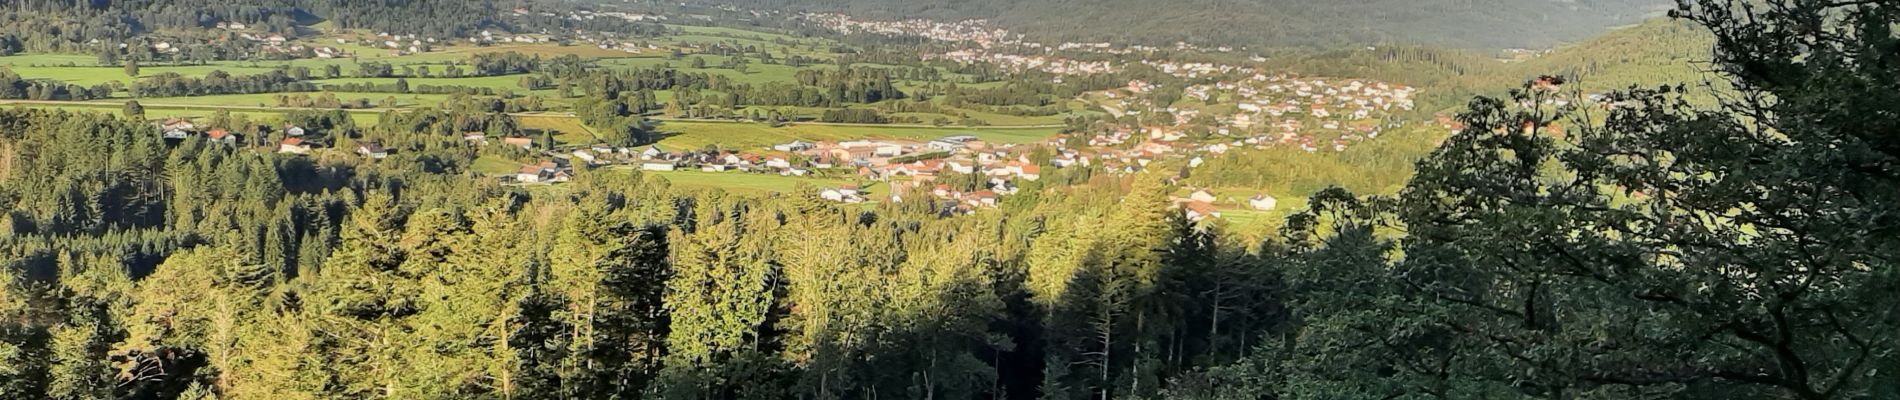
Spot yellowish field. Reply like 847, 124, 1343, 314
518, 115, 601, 145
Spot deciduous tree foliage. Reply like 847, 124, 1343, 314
1197, 1, 1897, 399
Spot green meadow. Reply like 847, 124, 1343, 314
0, 22, 1074, 156
135, 93, 455, 108
652, 120, 1062, 150
1, 101, 382, 125
471, 155, 524, 176
631, 169, 886, 197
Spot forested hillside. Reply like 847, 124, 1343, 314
0, 0, 501, 54
0, 1, 1894, 399
691, 0, 1668, 49
1253, 18, 1718, 112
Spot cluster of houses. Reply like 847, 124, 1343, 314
213, 25, 352, 58
800, 12, 1257, 78
793, 9, 1429, 160
472, 30, 549, 46
804, 12, 1236, 57
1172, 188, 1280, 222
557, 135, 1048, 208
572, 128, 1289, 218
801, 13, 1125, 76
155, 118, 379, 159
514, 159, 574, 183
157, 119, 246, 146
1094, 71, 1418, 157
803, 13, 1018, 48
344, 32, 438, 56
929, 48, 1119, 76
140, 41, 183, 55
500, 8, 677, 53
592, 39, 657, 54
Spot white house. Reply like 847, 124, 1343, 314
820, 186, 864, 203
206, 129, 237, 145
1189, 189, 1218, 204
964, 191, 999, 208
772, 141, 815, 152
947, 160, 976, 174
356, 143, 388, 159
571, 150, 598, 164
641, 161, 677, 171
1249, 194, 1279, 211
516, 165, 546, 183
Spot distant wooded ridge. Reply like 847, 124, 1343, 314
683, 0, 1671, 49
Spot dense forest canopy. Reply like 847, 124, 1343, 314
680, 0, 1669, 49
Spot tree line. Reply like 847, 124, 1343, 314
0, 68, 118, 100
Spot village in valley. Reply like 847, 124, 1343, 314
68, 3, 1457, 225
454, 63, 1418, 217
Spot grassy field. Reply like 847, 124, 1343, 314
132, 92, 454, 108
2, 101, 383, 125
519, 115, 601, 145
596, 55, 805, 86
653, 120, 1062, 150
0, 55, 284, 86
668, 24, 839, 59
620, 168, 885, 197
0, 22, 1072, 127
314, 75, 534, 90
0, 42, 636, 86
0, 24, 1340, 222
0, 23, 1069, 148
471, 155, 523, 176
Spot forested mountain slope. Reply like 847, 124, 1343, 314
0, 0, 501, 53
1253, 18, 1717, 112
696, 0, 1669, 49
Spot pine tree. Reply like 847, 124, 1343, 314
47, 304, 117, 400
306, 191, 417, 397
548, 201, 672, 397
659, 211, 778, 398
